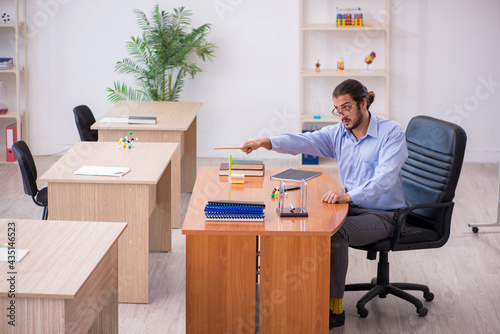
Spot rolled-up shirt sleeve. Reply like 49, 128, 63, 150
270, 127, 337, 159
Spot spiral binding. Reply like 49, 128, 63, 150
207, 200, 265, 208
204, 200, 265, 222
205, 213, 265, 221
204, 205, 264, 214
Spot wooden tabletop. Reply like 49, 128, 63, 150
40, 142, 178, 185
91, 101, 203, 131
0, 219, 126, 299
182, 167, 348, 236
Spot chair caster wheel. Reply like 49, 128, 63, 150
358, 307, 369, 318
370, 277, 377, 284
379, 293, 387, 298
472, 227, 479, 233
417, 307, 428, 317
424, 292, 434, 301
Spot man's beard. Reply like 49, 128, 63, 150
343, 111, 363, 131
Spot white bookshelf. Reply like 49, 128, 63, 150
0, 0, 28, 162
299, 0, 391, 126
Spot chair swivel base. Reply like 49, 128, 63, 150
345, 251, 434, 318
345, 281, 433, 318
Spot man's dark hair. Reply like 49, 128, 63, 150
332, 79, 375, 110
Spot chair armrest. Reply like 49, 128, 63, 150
390, 201, 454, 249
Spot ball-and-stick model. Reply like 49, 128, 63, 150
364, 51, 376, 71
2, 13, 10, 24
118, 131, 138, 149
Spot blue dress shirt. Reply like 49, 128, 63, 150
269, 114, 408, 210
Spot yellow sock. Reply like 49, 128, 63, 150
330, 298, 343, 314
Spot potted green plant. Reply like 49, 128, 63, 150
107, 4, 216, 102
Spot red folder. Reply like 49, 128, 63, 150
6, 123, 19, 162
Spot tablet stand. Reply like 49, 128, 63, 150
276, 179, 308, 217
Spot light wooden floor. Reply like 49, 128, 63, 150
1, 156, 500, 333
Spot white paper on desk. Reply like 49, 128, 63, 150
97, 117, 129, 123
0, 248, 29, 263
73, 166, 131, 177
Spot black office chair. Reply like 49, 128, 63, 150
12, 140, 48, 220
73, 105, 98, 141
345, 116, 467, 318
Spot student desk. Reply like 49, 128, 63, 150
39, 142, 177, 304
0, 219, 126, 333
91, 101, 202, 229
182, 167, 348, 333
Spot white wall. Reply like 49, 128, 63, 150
21, 0, 500, 162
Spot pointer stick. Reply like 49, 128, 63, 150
214, 147, 243, 150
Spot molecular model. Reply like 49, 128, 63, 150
118, 131, 138, 149
2, 13, 10, 24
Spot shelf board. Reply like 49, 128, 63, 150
0, 22, 17, 28
300, 23, 387, 31
0, 110, 25, 118
0, 153, 18, 164
0, 65, 22, 73
373, 113, 388, 119
301, 69, 387, 77
301, 114, 340, 124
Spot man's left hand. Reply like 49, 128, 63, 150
322, 191, 352, 204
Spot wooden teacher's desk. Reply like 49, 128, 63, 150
92, 101, 202, 229
0, 219, 126, 333
182, 167, 348, 333
39, 141, 177, 304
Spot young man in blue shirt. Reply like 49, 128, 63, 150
241, 79, 408, 329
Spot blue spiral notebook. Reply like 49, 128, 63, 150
204, 200, 265, 222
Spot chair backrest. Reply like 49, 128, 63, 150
73, 105, 98, 141
402, 116, 467, 221
12, 140, 39, 197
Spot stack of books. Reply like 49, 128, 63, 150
204, 200, 265, 222
0, 58, 13, 70
219, 159, 265, 177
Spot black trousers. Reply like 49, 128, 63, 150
330, 206, 399, 298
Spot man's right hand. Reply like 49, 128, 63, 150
241, 138, 271, 154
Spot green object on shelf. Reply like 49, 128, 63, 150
313, 115, 321, 119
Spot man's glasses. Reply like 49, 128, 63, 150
332, 101, 358, 117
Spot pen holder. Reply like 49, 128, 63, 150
276, 180, 308, 217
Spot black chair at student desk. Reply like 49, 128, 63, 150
345, 115, 467, 318
73, 105, 98, 141
12, 140, 48, 220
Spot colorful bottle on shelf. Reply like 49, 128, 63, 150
337, 59, 345, 73
313, 97, 321, 119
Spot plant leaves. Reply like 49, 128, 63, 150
107, 5, 216, 102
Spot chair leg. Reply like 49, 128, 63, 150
42, 206, 48, 220
392, 282, 435, 301
392, 282, 430, 294
344, 282, 376, 291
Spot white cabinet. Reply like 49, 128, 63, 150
299, 0, 390, 130
0, 0, 27, 162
